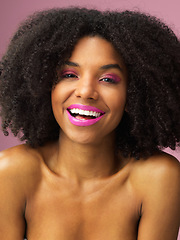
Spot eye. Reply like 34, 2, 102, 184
99, 74, 121, 84
60, 70, 78, 79
100, 77, 116, 83
63, 73, 78, 78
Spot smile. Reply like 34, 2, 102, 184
67, 104, 105, 126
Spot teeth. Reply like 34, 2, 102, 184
69, 108, 101, 118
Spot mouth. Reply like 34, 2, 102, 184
66, 104, 105, 127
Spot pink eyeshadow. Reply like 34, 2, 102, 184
104, 73, 121, 83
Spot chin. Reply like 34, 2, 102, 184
64, 128, 115, 146
70, 134, 101, 145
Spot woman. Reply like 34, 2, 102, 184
0, 8, 179, 240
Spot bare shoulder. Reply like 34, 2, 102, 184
0, 144, 42, 173
0, 144, 43, 195
0, 144, 43, 238
130, 151, 180, 191
129, 152, 180, 240
129, 151, 180, 210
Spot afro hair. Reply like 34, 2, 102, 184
0, 7, 180, 159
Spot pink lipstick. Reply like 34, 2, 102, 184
67, 104, 105, 127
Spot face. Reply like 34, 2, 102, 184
51, 36, 127, 145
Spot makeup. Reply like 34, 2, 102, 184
100, 73, 121, 83
60, 69, 78, 79
67, 104, 105, 127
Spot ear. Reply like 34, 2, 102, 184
124, 104, 128, 113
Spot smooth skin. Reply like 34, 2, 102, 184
0, 37, 179, 240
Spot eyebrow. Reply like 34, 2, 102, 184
64, 61, 123, 72
65, 61, 79, 67
100, 64, 123, 72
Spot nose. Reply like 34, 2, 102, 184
74, 75, 99, 100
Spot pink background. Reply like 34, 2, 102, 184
0, 0, 179, 238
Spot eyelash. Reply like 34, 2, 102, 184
60, 71, 120, 84
99, 77, 117, 83
61, 72, 78, 79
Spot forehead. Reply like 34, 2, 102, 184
69, 36, 124, 66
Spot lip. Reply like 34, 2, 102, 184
66, 104, 105, 127
67, 104, 105, 114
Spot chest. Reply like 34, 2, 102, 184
25, 177, 140, 240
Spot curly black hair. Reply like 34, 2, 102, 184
0, 7, 179, 159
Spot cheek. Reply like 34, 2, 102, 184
107, 89, 127, 127
52, 81, 75, 103
107, 88, 127, 112
51, 82, 74, 123
51, 89, 59, 110
51, 83, 68, 106
51, 85, 64, 118
113, 93, 126, 106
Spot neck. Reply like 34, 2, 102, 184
53, 131, 119, 185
